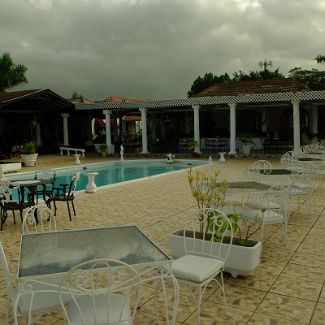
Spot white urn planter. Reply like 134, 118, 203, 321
21, 153, 38, 167
242, 143, 252, 155
169, 230, 262, 278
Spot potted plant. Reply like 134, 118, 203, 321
187, 139, 200, 157
169, 168, 262, 278
239, 134, 255, 155
99, 144, 108, 157
20, 142, 38, 167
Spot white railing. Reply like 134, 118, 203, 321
59, 147, 85, 157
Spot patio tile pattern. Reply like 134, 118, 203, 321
0, 155, 324, 324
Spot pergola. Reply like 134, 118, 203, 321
0, 89, 75, 156
75, 79, 325, 155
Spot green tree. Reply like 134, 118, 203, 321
0, 52, 28, 92
187, 72, 231, 97
315, 54, 325, 64
288, 67, 325, 90
71, 91, 83, 100
188, 68, 284, 96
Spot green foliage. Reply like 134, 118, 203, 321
99, 144, 107, 152
315, 54, 325, 64
71, 91, 83, 100
187, 139, 199, 151
187, 67, 284, 96
288, 67, 325, 90
23, 142, 36, 154
187, 168, 260, 244
187, 72, 231, 97
232, 68, 284, 82
239, 134, 255, 144
0, 52, 28, 92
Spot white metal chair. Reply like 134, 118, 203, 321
171, 208, 233, 323
59, 258, 142, 325
237, 184, 290, 245
22, 204, 57, 233
0, 242, 64, 325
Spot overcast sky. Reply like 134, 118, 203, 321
1, 0, 325, 100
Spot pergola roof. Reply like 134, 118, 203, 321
194, 78, 309, 97
75, 89, 325, 112
0, 89, 74, 113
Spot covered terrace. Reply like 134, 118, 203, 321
75, 78, 325, 155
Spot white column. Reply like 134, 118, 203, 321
311, 105, 318, 135
103, 110, 112, 154
140, 108, 148, 154
261, 108, 267, 133
192, 105, 201, 153
228, 103, 237, 154
151, 113, 156, 140
61, 113, 69, 146
35, 123, 41, 146
292, 100, 301, 152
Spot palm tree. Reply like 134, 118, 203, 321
315, 54, 325, 65
0, 52, 28, 92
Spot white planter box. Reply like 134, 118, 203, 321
242, 143, 252, 155
169, 230, 262, 278
21, 154, 38, 167
0, 162, 22, 173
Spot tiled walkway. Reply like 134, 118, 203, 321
0, 155, 324, 324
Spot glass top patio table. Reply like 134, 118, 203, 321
253, 168, 299, 175
221, 181, 272, 190
18, 225, 170, 279
298, 157, 323, 161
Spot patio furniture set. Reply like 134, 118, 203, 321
0, 169, 80, 230
0, 145, 324, 324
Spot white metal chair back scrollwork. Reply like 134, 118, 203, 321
0, 242, 15, 302
1, 242, 67, 325
172, 208, 233, 323
70, 171, 80, 196
252, 160, 273, 175
59, 258, 142, 325
184, 208, 233, 263
22, 205, 57, 233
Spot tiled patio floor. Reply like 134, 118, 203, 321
0, 155, 324, 324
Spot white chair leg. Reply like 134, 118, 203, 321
197, 286, 202, 324
220, 272, 227, 315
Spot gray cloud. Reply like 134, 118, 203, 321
1, 0, 325, 100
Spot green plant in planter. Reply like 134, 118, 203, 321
188, 168, 260, 245
239, 134, 255, 144
99, 144, 107, 152
187, 139, 199, 152
23, 141, 36, 154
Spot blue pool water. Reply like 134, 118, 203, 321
8, 159, 207, 193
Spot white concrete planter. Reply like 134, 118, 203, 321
169, 230, 262, 278
21, 153, 38, 167
242, 143, 252, 155
0, 162, 22, 173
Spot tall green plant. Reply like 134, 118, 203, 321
188, 168, 227, 236
0, 52, 28, 92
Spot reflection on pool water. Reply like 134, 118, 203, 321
8, 159, 208, 192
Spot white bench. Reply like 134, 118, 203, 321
60, 147, 85, 157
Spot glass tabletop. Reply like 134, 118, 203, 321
254, 168, 298, 175
220, 181, 272, 190
19, 225, 170, 278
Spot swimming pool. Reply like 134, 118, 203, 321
8, 159, 208, 192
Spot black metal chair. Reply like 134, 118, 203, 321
46, 172, 80, 221
0, 182, 30, 230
